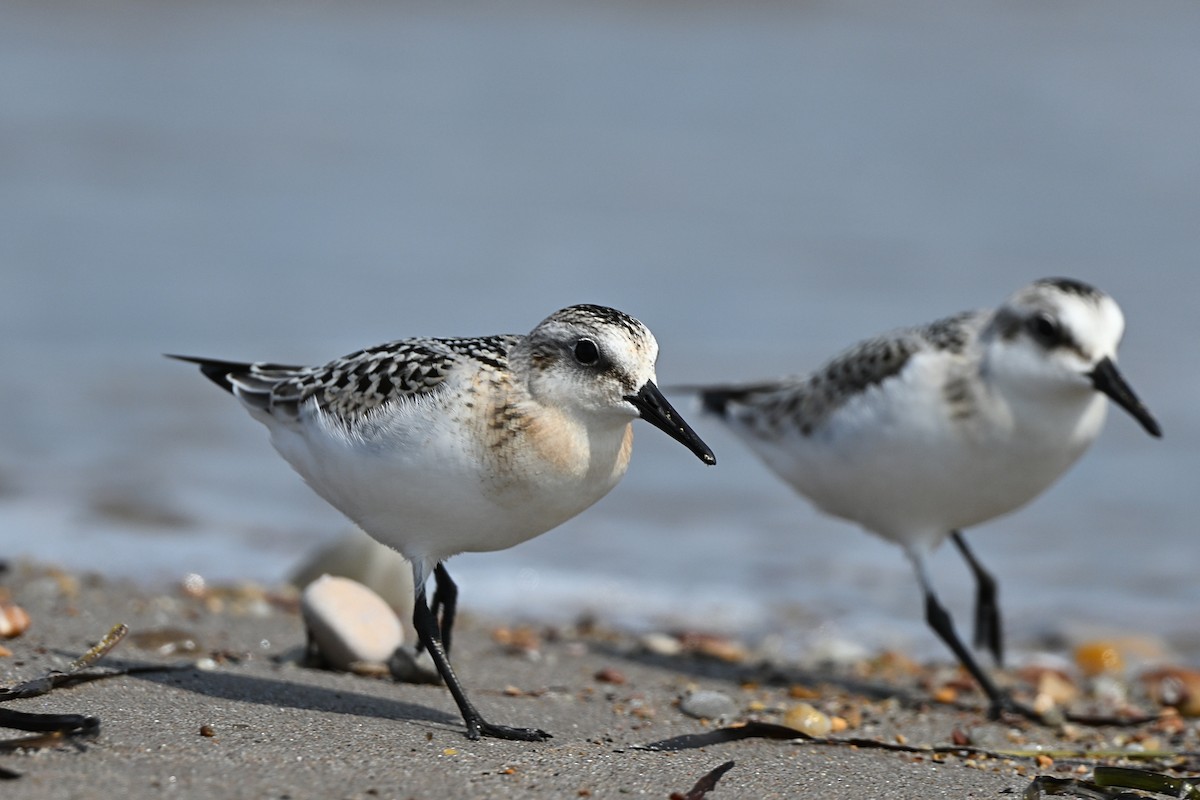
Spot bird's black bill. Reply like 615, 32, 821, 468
1090, 357, 1162, 438
625, 381, 717, 465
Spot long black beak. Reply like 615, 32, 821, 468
625, 381, 717, 465
1090, 357, 1161, 438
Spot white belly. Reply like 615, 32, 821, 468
734, 360, 1109, 548
259, 397, 634, 564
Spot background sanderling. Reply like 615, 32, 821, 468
689, 278, 1160, 718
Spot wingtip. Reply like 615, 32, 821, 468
167, 354, 244, 394
696, 389, 733, 418
660, 384, 733, 419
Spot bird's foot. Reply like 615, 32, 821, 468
465, 718, 552, 742
985, 693, 1040, 723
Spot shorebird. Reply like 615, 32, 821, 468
688, 278, 1160, 717
172, 304, 715, 740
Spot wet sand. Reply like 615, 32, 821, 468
1, 563, 1195, 799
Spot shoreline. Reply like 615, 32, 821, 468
2, 562, 1198, 799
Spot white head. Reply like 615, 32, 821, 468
515, 305, 716, 464
981, 278, 1160, 437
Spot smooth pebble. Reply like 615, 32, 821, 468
679, 689, 737, 720
291, 528, 415, 619
302, 575, 404, 671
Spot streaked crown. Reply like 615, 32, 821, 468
515, 304, 660, 418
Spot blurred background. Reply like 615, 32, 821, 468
2, 1, 1197, 662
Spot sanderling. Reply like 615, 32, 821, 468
171, 304, 715, 741
689, 278, 1160, 718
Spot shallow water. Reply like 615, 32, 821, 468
2, 1, 1198, 662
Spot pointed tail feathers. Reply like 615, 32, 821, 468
665, 383, 781, 419
166, 354, 306, 415
165, 354, 253, 394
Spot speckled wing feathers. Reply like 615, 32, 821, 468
707, 311, 983, 437
269, 335, 520, 421
182, 335, 520, 423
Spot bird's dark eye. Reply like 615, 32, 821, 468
1028, 312, 1062, 346
573, 338, 600, 366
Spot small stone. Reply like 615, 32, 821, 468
491, 625, 541, 655
679, 633, 747, 663
180, 573, 207, 598
302, 575, 403, 671
1091, 674, 1128, 706
679, 689, 737, 721
932, 685, 958, 705
783, 703, 832, 736
638, 632, 683, 657
387, 647, 441, 685
130, 627, 200, 656
800, 637, 870, 668
594, 667, 626, 685
1074, 641, 1124, 677
199, 724, 215, 737
348, 661, 391, 678
1036, 670, 1079, 707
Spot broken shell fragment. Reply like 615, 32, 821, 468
1074, 641, 1125, 677
783, 703, 832, 736
0, 602, 31, 638
1141, 667, 1200, 716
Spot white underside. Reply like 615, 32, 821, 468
243, 391, 632, 572
729, 352, 1109, 554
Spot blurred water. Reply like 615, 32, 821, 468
2, 1, 1198, 661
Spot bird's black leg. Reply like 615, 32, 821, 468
432, 563, 458, 655
908, 547, 1034, 721
950, 531, 1003, 665
411, 569, 550, 742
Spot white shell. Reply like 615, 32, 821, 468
301, 575, 403, 670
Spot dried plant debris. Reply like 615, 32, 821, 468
669, 760, 736, 800
0, 623, 130, 706
0, 622, 179, 779
1025, 767, 1200, 799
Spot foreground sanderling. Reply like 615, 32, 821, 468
172, 304, 715, 741
689, 278, 1160, 718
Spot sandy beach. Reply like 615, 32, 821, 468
2, 562, 1197, 800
